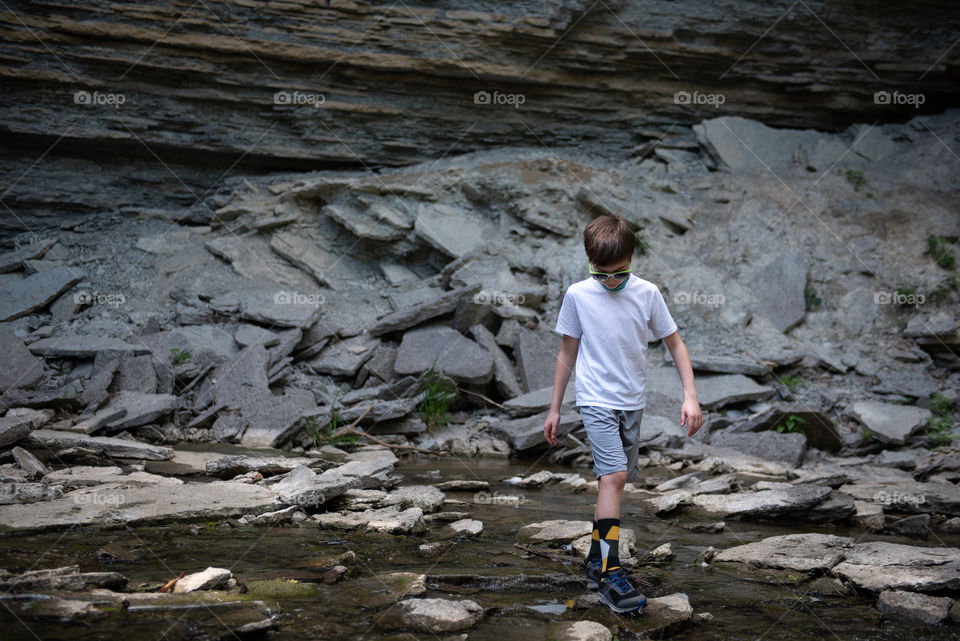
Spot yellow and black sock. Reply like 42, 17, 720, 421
587, 520, 601, 562
597, 518, 621, 576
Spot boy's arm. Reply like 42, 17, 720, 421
661, 331, 703, 436
544, 334, 580, 445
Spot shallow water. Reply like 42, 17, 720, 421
1, 456, 957, 640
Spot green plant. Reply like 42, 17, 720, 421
927, 276, 958, 303
418, 366, 456, 429
804, 286, 822, 310
306, 412, 360, 450
634, 229, 649, 255
844, 169, 865, 192
924, 394, 957, 447
170, 348, 191, 366
776, 414, 807, 435
926, 234, 956, 270
861, 426, 874, 443
776, 374, 805, 391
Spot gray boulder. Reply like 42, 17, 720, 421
849, 401, 932, 445
0, 324, 44, 391
0, 265, 83, 321
395, 324, 492, 384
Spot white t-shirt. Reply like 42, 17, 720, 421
554, 274, 678, 410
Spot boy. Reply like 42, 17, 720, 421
543, 214, 702, 614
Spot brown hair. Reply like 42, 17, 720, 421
583, 214, 635, 267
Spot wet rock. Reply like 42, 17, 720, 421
646, 542, 674, 562
434, 480, 490, 492
387, 485, 446, 512
692, 484, 833, 520
383, 597, 484, 632
695, 546, 718, 565
0, 481, 63, 504
172, 566, 233, 593
832, 542, 960, 592
447, 518, 483, 535
367, 507, 427, 535
0, 480, 282, 531
238, 504, 304, 525
877, 590, 955, 624
395, 324, 493, 384
643, 592, 694, 629
205, 454, 332, 479
554, 620, 612, 641
42, 465, 183, 488
264, 465, 361, 509
317, 505, 427, 535
654, 471, 702, 492
518, 519, 592, 544
368, 284, 480, 336
23, 429, 174, 460
0, 324, 44, 391
418, 542, 453, 558
685, 521, 726, 533
838, 481, 960, 515
714, 533, 854, 571
0, 415, 32, 448
0, 564, 127, 592
0, 265, 83, 321
849, 401, 932, 445
645, 490, 693, 515
424, 511, 471, 524
805, 576, 852, 597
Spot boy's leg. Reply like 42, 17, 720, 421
579, 406, 629, 573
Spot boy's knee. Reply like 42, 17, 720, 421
599, 470, 627, 489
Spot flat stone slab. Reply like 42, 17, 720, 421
98, 391, 179, 432
0, 265, 83, 322
832, 542, 960, 592
517, 519, 592, 544
27, 335, 150, 357
714, 533, 854, 571
209, 288, 323, 329
503, 382, 575, 417
368, 285, 480, 336
692, 484, 832, 519
838, 481, 960, 515
849, 401, 932, 445
23, 429, 174, 461
488, 408, 582, 451
0, 480, 282, 532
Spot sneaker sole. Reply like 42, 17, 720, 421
597, 591, 646, 614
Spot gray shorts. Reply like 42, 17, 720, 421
579, 405, 644, 482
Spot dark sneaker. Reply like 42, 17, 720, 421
585, 558, 603, 590
597, 568, 647, 614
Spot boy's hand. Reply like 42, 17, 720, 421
543, 410, 560, 445
681, 398, 703, 437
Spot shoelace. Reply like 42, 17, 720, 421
609, 570, 633, 593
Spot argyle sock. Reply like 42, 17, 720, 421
587, 520, 601, 562
596, 518, 621, 575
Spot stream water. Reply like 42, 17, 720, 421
1, 455, 957, 640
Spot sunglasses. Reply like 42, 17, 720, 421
588, 259, 632, 281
